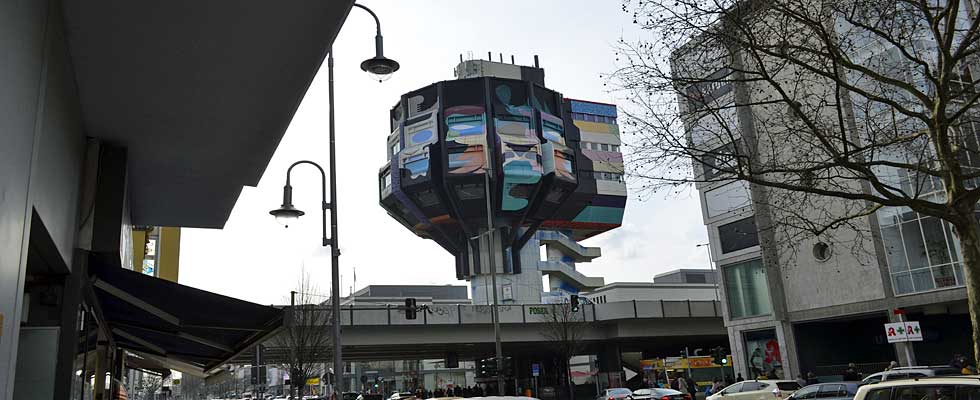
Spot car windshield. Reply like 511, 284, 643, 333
609, 389, 633, 395
777, 382, 802, 391
634, 390, 653, 395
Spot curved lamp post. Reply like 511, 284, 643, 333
270, 3, 398, 397
354, 3, 400, 82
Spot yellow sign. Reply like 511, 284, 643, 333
307, 377, 320, 385
640, 356, 732, 370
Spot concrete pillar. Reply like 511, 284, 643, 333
93, 345, 109, 400
775, 321, 801, 380
53, 256, 85, 400
597, 344, 623, 388
887, 312, 917, 366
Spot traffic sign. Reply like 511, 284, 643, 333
532, 363, 540, 377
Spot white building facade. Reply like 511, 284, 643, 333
675, 1, 976, 380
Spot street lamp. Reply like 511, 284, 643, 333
696, 243, 720, 301
353, 4, 400, 82
269, 3, 399, 398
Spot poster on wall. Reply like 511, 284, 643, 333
745, 330, 783, 379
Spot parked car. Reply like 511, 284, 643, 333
343, 393, 365, 400
861, 366, 963, 385
854, 376, 980, 400
632, 388, 690, 400
708, 380, 802, 400
597, 388, 635, 400
787, 382, 861, 400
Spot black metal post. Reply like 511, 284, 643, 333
327, 46, 344, 398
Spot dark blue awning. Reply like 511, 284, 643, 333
89, 262, 281, 375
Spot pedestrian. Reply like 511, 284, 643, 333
735, 373, 744, 382
842, 363, 861, 381
685, 375, 697, 399
677, 374, 689, 394
885, 361, 899, 371
964, 363, 977, 375
951, 354, 965, 370
797, 375, 806, 387
711, 378, 724, 395
806, 372, 818, 385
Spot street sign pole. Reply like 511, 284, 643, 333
897, 313, 914, 365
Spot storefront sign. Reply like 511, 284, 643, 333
885, 321, 923, 342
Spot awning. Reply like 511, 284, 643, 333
89, 263, 282, 376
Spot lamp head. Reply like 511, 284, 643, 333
269, 204, 304, 228
360, 56, 400, 82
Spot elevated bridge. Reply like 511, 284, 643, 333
226, 300, 727, 369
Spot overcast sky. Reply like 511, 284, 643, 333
178, 0, 711, 305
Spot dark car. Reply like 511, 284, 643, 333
787, 382, 861, 400
632, 388, 690, 400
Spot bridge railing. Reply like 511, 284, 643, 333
337, 300, 720, 326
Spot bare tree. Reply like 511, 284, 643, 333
133, 374, 163, 400
270, 272, 333, 398
539, 300, 588, 400
179, 375, 206, 400
611, 0, 980, 365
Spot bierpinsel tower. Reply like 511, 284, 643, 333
378, 56, 626, 304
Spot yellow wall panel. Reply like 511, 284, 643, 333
157, 227, 180, 283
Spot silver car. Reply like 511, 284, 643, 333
632, 388, 689, 400
597, 388, 634, 400
861, 366, 962, 384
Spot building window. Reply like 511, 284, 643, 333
723, 258, 772, 318
878, 206, 965, 295
390, 141, 400, 159
381, 171, 392, 190
704, 181, 752, 218
744, 329, 783, 379
718, 216, 759, 253
701, 142, 738, 180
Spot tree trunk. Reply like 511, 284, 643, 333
953, 213, 980, 369
566, 357, 575, 400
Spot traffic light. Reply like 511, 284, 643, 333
405, 297, 417, 320
712, 347, 727, 365
570, 295, 580, 312
477, 357, 498, 378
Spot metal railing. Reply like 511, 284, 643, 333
338, 300, 721, 326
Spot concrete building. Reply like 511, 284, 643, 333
343, 285, 471, 305
584, 282, 719, 305
674, 2, 974, 381
582, 269, 720, 305
654, 269, 719, 285
377, 58, 626, 304
1, 1, 355, 398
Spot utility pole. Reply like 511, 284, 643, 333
483, 147, 505, 396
